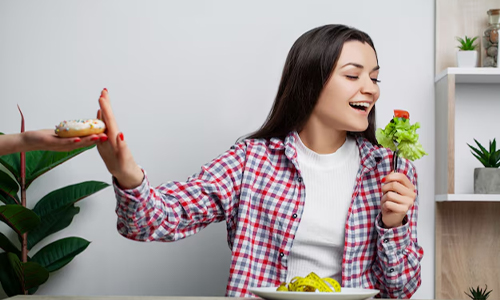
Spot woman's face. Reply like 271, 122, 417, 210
310, 40, 380, 133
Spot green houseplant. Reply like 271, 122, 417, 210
456, 35, 479, 67
457, 35, 479, 51
467, 138, 500, 194
0, 109, 109, 296
465, 285, 493, 300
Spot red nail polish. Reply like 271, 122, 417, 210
382, 177, 386, 183
119, 133, 124, 141
74, 138, 81, 143
100, 136, 108, 142
104, 88, 108, 92
91, 137, 99, 141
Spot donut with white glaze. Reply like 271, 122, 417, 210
55, 119, 106, 138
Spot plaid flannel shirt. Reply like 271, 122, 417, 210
114, 131, 423, 298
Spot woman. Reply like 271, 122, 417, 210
96, 24, 423, 298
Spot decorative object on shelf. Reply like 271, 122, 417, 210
481, 9, 500, 68
467, 138, 500, 194
0, 107, 110, 296
464, 285, 492, 300
456, 35, 479, 67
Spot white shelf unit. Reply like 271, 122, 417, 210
434, 67, 500, 201
435, 194, 500, 202
435, 67, 500, 83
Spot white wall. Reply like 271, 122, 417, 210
0, 1, 435, 299
454, 84, 500, 193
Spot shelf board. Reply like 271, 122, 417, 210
435, 67, 500, 83
435, 194, 500, 202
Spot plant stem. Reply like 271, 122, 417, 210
21, 150, 27, 264
21, 151, 27, 264
18, 105, 28, 295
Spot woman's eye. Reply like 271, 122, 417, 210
346, 75, 380, 83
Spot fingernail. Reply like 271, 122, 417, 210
91, 137, 99, 141
103, 88, 108, 92
100, 136, 108, 142
119, 133, 124, 141
73, 138, 81, 143
382, 177, 386, 183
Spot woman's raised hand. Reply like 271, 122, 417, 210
97, 89, 144, 189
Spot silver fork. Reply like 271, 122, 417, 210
393, 140, 399, 172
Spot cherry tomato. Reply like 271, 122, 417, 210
394, 109, 409, 119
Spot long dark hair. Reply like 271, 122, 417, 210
246, 24, 378, 145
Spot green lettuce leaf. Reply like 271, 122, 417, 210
376, 117, 427, 161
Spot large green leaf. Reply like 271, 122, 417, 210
27, 205, 80, 250
0, 152, 19, 184
33, 181, 109, 217
0, 252, 23, 296
7, 252, 49, 291
0, 205, 41, 235
0, 170, 19, 199
0, 189, 18, 205
25, 146, 97, 188
31, 237, 90, 272
0, 231, 20, 255
0, 145, 95, 188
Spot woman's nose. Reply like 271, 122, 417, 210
361, 76, 378, 95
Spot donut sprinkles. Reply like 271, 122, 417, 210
55, 119, 106, 138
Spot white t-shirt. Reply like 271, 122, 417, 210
286, 135, 360, 283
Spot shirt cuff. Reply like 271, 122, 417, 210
113, 168, 149, 202
375, 212, 411, 255
113, 168, 150, 232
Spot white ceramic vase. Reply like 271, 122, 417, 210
456, 50, 478, 67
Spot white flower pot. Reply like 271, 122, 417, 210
456, 50, 478, 67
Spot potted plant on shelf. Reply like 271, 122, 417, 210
467, 138, 500, 194
465, 285, 492, 299
456, 35, 479, 67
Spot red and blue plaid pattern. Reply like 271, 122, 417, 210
114, 131, 423, 298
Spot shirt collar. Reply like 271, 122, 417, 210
354, 135, 384, 170
269, 131, 384, 170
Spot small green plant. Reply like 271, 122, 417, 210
465, 285, 492, 300
467, 138, 500, 168
456, 35, 479, 51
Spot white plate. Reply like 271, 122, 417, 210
249, 287, 380, 300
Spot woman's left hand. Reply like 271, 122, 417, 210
380, 172, 416, 228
